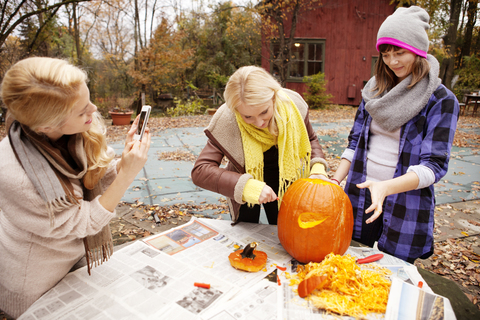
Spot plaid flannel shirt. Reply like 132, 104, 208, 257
345, 84, 459, 261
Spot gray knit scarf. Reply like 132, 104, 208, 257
362, 54, 442, 132
8, 120, 113, 275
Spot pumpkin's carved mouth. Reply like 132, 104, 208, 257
298, 212, 328, 229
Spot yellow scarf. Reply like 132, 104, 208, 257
236, 91, 311, 204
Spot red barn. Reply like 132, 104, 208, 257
261, 0, 396, 106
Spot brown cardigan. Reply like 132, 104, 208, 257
191, 89, 327, 224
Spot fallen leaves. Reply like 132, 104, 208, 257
122, 199, 229, 224
109, 218, 151, 245
158, 149, 197, 162
104, 115, 212, 143
415, 236, 480, 309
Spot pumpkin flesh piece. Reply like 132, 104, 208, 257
298, 274, 328, 298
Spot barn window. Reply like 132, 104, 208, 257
270, 39, 325, 82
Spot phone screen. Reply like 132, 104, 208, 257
137, 111, 148, 135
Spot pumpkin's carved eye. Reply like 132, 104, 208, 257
298, 212, 328, 229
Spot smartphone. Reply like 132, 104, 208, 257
133, 105, 151, 141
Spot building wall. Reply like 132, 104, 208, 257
261, 0, 395, 106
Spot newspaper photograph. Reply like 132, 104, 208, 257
386, 278, 456, 320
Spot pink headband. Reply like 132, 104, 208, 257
376, 37, 427, 59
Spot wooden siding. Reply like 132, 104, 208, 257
261, 0, 395, 106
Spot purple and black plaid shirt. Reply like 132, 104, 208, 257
345, 84, 459, 261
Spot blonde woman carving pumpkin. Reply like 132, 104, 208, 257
192, 66, 330, 225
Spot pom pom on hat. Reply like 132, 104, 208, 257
376, 6, 430, 58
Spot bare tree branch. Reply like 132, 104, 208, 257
0, 0, 91, 49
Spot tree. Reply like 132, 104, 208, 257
439, 0, 462, 89
83, 0, 136, 102
0, 35, 22, 79
178, 1, 261, 91
0, 0, 90, 52
459, 0, 478, 65
128, 18, 194, 107
257, 0, 321, 87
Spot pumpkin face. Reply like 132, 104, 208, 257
277, 178, 353, 263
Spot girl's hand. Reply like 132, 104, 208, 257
356, 180, 388, 224
125, 114, 140, 144
119, 126, 151, 182
99, 123, 151, 212
117, 115, 140, 173
259, 185, 277, 204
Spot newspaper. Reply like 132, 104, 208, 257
18, 217, 455, 320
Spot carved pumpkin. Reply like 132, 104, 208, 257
278, 178, 353, 263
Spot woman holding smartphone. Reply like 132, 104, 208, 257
0, 57, 151, 317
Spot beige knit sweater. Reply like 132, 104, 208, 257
0, 137, 118, 318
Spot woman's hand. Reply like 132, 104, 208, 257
99, 116, 151, 212
259, 185, 277, 204
356, 180, 388, 224
117, 115, 146, 173
126, 114, 140, 144
118, 115, 151, 181
119, 129, 151, 180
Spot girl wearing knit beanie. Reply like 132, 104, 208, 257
192, 66, 329, 225
332, 6, 460, 263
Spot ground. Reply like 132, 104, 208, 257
0, 105, 479, 318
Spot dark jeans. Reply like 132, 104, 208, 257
238, 146, 279, 225
354, 189, 422, 263
353, 188, 384, 247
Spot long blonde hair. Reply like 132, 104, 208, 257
373, 44, 430, 96
1, 57, 113, 189
224, 66, 292, 136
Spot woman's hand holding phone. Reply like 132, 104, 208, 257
134, 105, 151, 141
101, 113, 152, 212
117, 111, 151, 176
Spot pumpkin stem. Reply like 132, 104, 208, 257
241, 242, 258, 259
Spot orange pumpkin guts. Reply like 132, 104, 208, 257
277, 178, 354, 263
228, 242, 267, 272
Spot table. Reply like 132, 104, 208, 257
462, 94, 480, 116
13, 219, 480, 319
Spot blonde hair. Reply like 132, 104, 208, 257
1, 57, 113, 189
373, 44, 430, 96
224, 66, 292, 136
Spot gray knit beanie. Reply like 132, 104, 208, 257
376, 6, 430, 58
